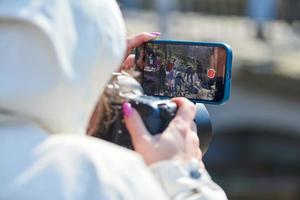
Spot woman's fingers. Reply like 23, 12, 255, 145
122, 102, 152, 149
126, 32, 160, 56
122, 54, 135, 70
171, 97, 196, 124
121, 32, 160, 70
122, 97, 202, 164
164, 98, 201, 160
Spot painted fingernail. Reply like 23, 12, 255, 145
150, 32, 161, 36
122, 102, 133, 117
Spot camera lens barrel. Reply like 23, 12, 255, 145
194, 103, 212, 155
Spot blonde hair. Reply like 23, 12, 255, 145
87, 70, 141, 138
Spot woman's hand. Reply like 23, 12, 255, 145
87, 32, 160, 135
123, 97, 202, 165
121, 32, 160, 70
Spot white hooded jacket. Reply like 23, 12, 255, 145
0, 0, 227, 199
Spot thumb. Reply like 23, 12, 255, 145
122, 102, 152, 149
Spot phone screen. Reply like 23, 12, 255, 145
135, 41, 231, 103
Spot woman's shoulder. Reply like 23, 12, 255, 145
40, 134, 167, 199
44, 134, 142, 165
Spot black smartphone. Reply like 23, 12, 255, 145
135, 40, 233, 104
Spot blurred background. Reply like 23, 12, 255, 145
118, 0, 300, 199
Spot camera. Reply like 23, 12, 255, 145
92, 72, 212, 154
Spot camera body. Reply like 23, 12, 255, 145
128, 96, 177, 134
94, 72, 212, 154
103, 95, 176, 149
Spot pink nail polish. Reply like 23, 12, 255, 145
122, 102, 133, 117
150, 32, 161, 36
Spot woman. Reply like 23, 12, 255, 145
166, 69, 175, 94
0, 0, 227, 199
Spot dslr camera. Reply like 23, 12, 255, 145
92, 72, 212, 154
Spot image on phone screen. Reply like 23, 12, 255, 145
136, 41, 229, 103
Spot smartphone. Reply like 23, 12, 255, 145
135, 40, 233, 104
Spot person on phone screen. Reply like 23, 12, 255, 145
158, 64, 167, 95
175, 72, 185, 94
0, 0, 227, 199
196, 60, 204, 80
166, 69, 175, 94
184, 65, 194, 85
166, 58, 176, 72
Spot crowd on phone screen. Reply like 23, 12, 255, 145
143, 48, 217, 100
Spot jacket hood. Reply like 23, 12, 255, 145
0, 0, 126, 134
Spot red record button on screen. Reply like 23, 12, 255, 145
207, 68, 216, 79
